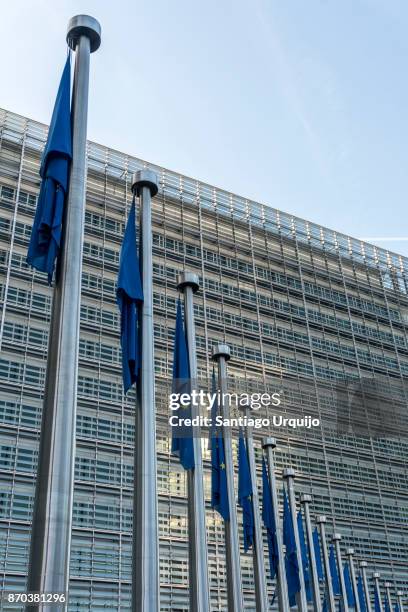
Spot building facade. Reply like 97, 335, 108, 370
0, 108, 407, 610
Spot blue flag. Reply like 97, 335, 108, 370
322, 595, 328, 612
329, 545, 341, 596
210, 369, 229, 520
374, 588, 381, 612
283, 489, 300, 606
238, 431, 254, 552
297, 511, 312, 602
313, 527, 324, 581
171, 299, 195, 470
394, 604, 400, 612
27, 55, 72, 284
344, 562, 355, 607
384, 597, 391, 612
262, 458, 279, 580
357, 574, 367, 612
116, 198, 143, 393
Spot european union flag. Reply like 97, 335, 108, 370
262, 458, 279, 580
384, 597, 391, 612
116, 198, 143, 393
313, 527, 324, 581
357, 574, 367, 612
374, 588, 381, 612
171, 299, 195, 470
344, 562, 355, 607
238, 431, 254, 552
283, 489, 300, 606
329, 545, 340, 596
394, 604, 400, 612
210, 369, 229, 520
297, 511, 312, 602
27, 55, 72, 284
322, 595, 328, 612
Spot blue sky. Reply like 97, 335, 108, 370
2, 0, 407, 255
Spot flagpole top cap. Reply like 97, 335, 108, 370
384, 582, 392, 588
262, 436, 277, 449
67, 15, 101, 52
212, 344, 231, 361
373, 572, 381, 579
346, 547, 354, 555
131, 169, 159, 197
332, 533, 342, 541
397, 591, 403, 596
282, 467, 295, 479
300, 493, 312, 504
177, 272, 199, 293
359, 561, 368, 567
316, 515, 327, 523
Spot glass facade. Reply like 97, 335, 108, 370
0, 108, 407, 610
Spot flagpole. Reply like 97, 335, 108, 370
346, 548, 360, 612
373, 573, 384, 612
384, 583, 393, 611
262, 437, 290, 611
177, 272, 210, 612
397, 591, 405, 612
283, 469, 308, 612
241, 409, 268, 611
131, 170, 159, 612
359, 562, 372, 612
332, 534, 349, 612
212, 344, 244, 612
300, 495, 321, 612
316, 516, 336, 612
26, 15, 101, 611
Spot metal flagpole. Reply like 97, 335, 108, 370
300, 495, 321, 612
241, 408, 268, 611
397, 591, 405, 612
359, 562, 372, 612
177, 272, 210, 612
131, 170, 159, 612
384, 583, 393, 612
283, 469, 308, 612
212, 344, 244, 612
346, 548, 360, 612
373, 573, 384, 612
262, 437, 290, 612
316, 516, 336, 612
332, 534, 349, 612
26, 15, 101, 612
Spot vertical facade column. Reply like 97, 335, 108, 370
346, 548, 360, 612
212, 344, 244, 612
131, 170, 159, 612
177, 272, 210, 612
373, 573, 384, 612
262, 437, 290, 611
283, 469, 308, 612
332, 534, 349, 612
359, 562, 372, 612
242, 409, 268, 611
27, 15, 101, 612
316, 516, 336, 612
300, 495, 321, 612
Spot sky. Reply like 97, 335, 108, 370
1, 0, 407, 256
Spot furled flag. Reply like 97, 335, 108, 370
283, 489, 301, 607
27, 55, 72, 284
210, 369, 229, 520
297, 511, 313, 602
262, 458, 279, 580
394, 603, 400, 612
384, 597, 391, 612
344, 562, 356, 607
374, 588, 381, 612
313, 527, 324, 581
116, 197, 143, 392
357, 574, 367, 612
171, 299, 195, 470
329, 545, 341, 596
322, 595, 328, 612
238, 431, 254, 552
